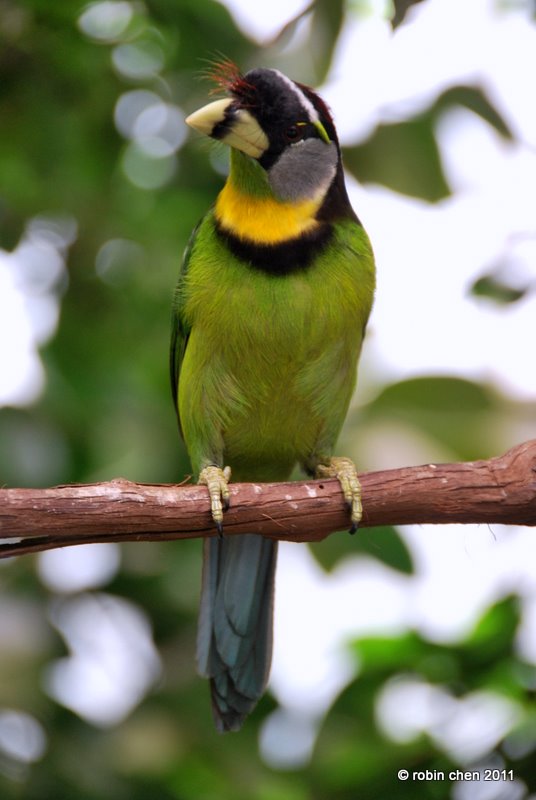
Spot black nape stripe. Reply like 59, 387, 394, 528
216, 222, 334, 275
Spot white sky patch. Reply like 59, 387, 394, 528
0, 216, 73, 407
263, 541, 410, 766
0, 255, 45, 406
349, 107, 536, 400
217, 0, 311, 42
77, 1, 134, 42
44, 593, 161, 727
376, 678, 521, 764
38, 544, 121, 594
270, 543, 410, 715
0, 709, 47, 764
320, 0, 536, 145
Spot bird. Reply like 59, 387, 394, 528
170, 61, 376, 732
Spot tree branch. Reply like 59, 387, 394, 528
1, 440, 535, 559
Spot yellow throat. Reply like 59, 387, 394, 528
215, 181, 323, 245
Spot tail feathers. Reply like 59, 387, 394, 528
197, 534, 278, 732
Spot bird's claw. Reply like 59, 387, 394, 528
315, 456, 362, 534
198, 465, 231, 535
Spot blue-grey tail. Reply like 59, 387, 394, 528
196, 533, 278, 732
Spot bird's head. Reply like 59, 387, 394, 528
186, 62, 339, 204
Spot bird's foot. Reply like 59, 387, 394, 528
315, 456, 362, 534
198, 465, 231, 536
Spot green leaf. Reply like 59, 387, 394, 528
358, 376, 499, 461
353, 632, 460, 685
352, 525, 414, 574
344, 115, 451, 202
369, 376, 493, 415
313, 525, 414, 574
391, 0, 427, 28
354, 631, 427, 673
471, 273, 530, 305
464, 595, 521, 661
436, 85, 512, 139
344, 84, 511, 200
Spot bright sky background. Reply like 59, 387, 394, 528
1, 0, 536, 776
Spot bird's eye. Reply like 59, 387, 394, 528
284, 124, 305, 143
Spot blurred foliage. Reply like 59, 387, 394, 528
471, 273, 529, 305
345, 85, 512, 201
358, 376, 498, 461
470, 233, 536, 305
315, 596, 536, 800
0, 0, 535, 798
390, 0, 427, 28
315, 525, 414, 574
346, 113, 452, 201
273, 0, 347, 80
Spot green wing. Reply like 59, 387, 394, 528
170, 222, 200, 435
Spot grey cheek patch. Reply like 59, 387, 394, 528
268, 140, 338, 202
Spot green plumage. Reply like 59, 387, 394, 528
171, 68, 375, 731
172, 201, 374, 482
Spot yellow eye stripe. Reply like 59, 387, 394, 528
314, 120, 330, 144
294, 120, 330, 144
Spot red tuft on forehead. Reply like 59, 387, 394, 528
206, 58, 257, 103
